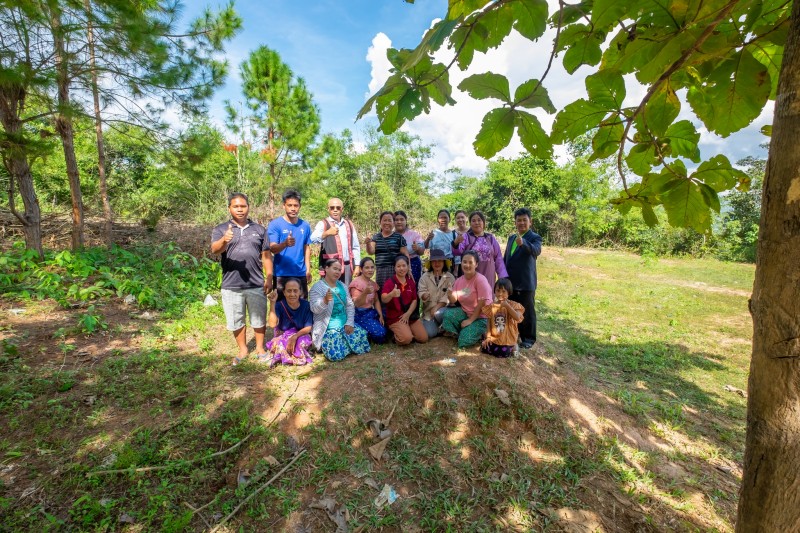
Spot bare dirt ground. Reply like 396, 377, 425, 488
0, 215, 743, 531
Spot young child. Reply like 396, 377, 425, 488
480, 278, 525, 358
264, 278, 314, 366
349, 257, 387, 343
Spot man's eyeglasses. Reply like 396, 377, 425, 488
328, 206, 343, 210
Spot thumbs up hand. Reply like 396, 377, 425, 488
286, 230, 296, 247
224, 223, 234, 243
324, 288, 333, 304
391, 287, 402, 298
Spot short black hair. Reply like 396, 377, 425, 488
359, 257, 375, 269
437, 209, 450, 220
514, 207, 532, 219
282, 189, 301, 204
394, 210, 408, 220
495, 278, 513, 293
228, 192, 249, 206
379, 211, 394, 222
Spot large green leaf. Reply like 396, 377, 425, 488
514, 79, 555, 113
551, 99, 608, 143
749, 41, 782, 99
686, 49, 771, 137
690, 154, 748, 191
473, 107, 515, 158
357, 73, 404, 120
560, 24, 605, 73
514, 110, 552, 159
585, 69, 625, 110
447, 0, 489, 19
663, 120, 700, 162
643, 81, 680, 137
512, 0, 548, 41
458, 72, 511, 102
590, 118, 624, 160
591, 0, 630, 29
402, 18, 462, 71
636, 30, 695, 84
451, 23, 487, 70
661, 180, 712, 231
625, 143, 657, 175
480, 3, 515, 49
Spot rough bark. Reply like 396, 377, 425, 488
85, 0, 112, 245
736, 1, 800, 530
0, 83, 43, 258
51, 9, 85, 250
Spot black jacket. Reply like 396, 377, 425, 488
503, 230, 542, 292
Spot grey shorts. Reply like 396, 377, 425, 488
221, 288, 267, 331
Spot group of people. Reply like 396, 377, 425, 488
211, 190, 542, 366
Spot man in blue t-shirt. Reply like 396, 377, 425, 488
211, 193, 273, 365
268, 189, 312, 299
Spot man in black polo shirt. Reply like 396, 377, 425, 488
211, 193, 273, 365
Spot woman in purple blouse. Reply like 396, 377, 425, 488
452, 211, 508, 284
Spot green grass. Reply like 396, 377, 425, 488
0, 244, 752, 531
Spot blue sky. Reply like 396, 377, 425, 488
182, 1, 771, 176
184, 1, 447, 137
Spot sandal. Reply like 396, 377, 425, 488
256, 353, 271, 364
231, 356, 244, 366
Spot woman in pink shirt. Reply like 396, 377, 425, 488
441, 250, 492, 348
349, 257, 387, 343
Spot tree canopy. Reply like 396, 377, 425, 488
361, 0, 785, 234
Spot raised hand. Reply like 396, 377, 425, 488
286, 230, 296, 247
516, 234, 523, 246
391, 287, 402, 298
324, 288, 333, 304
224, 223, 234, 243
453, 233, 464, 246
324, 225, 339, 237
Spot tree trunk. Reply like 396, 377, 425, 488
0, 83, 43, 258
51, 9, 84, 250
6, 156, 44, 259
85, 0, 112, 245
736, 2, 800, 530
268, 127, 276, 219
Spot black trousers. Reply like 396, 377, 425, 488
510, 289, 536, 344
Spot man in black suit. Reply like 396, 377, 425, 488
503, 207, 542, 349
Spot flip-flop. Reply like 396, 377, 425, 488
256, 353, 270, 364
231, 356, 244, 366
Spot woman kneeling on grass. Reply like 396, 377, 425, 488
382, 255, 428, 345
481, 278, 524, 358
310, 259, 370, 361
418, 248, 455, 339
442, 250, 492, 348
349, 257, 387, 343
264, 278, 313, 366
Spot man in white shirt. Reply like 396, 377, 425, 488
311, 197, 361, 284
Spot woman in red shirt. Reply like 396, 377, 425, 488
381, 255, 428, 345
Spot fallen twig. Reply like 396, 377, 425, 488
210, 448, 307, 532
183, 502, 212, 529
86, 433, 253, 477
